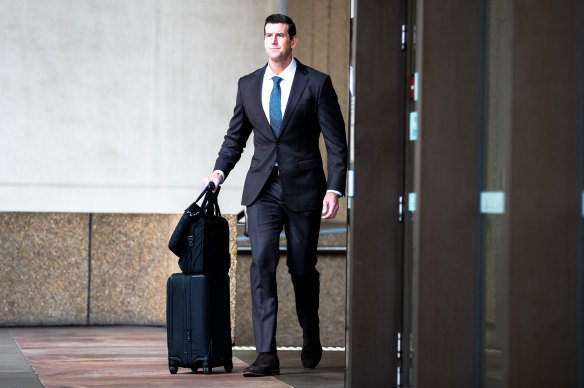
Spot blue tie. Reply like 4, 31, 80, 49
269, 76, 283, 138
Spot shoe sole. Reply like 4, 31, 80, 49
243, 368, 280, 377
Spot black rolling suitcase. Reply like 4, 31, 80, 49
166, 272, 233, 374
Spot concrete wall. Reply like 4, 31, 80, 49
0, 0, 279, 214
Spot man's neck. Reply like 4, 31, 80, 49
269, 57, 293, 75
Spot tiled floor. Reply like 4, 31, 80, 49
1, 326, 345, 388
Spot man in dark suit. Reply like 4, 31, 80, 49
203, 13, 347, 377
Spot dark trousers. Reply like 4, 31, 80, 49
246, 170, 321, 353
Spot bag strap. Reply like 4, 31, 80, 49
201, 184, 221, 217
185, 183, 215, 216
206, 186, 222, 217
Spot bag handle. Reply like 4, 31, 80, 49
185, 183, 215, 217
204, 185, 222, 217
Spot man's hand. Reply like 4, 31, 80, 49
202, 172, 223, 193
321, 192, 340, 220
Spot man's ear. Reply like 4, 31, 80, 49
291, 35, 298, 49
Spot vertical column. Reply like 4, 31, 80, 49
504, 1, 582, 386
413, 0, 484, 385
347, 0, 406, 386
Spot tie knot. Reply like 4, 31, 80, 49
272, 76, 282, 86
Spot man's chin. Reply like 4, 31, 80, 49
268, 54, 291, 64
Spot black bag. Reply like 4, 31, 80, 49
168, 183, 230, 274
166, 272, 233, 375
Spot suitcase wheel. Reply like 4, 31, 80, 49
191, 366, 198, 373
203, 366, 211, 375
169, 365, 178, 375
224, 360, 233, 373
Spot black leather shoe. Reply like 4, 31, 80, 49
243, 352, 280, 377
301, 335, 322, 369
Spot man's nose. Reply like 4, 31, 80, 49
271, 36, 278, 44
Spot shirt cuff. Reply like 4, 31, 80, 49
212, 170, 225, 183
327, 189, 342, 197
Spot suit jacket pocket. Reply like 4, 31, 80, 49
249, 157, 260, 172
297, 158, 322, 170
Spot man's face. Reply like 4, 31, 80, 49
264, 23, 297, 64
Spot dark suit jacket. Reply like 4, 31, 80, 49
214, 60, 347, 212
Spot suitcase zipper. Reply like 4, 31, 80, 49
185, 275, 192, 367
168, 276, 173, 352
185, 275, 193, 367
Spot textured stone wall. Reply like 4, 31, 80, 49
0, 211, 345, 346
0, 212, 238, 329
88, 213, 179, 325
235, 252, 346, 348
0, 213, 90, 325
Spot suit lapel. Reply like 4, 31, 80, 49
279, 61, 309, 138
250, 65, 273, 135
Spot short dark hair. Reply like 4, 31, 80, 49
264, 14, 296, 38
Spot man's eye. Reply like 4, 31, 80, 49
265, 33, 286, 39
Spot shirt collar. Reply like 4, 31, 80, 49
265, 57, 297, 82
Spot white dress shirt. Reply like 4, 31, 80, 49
262, 58, 297, 123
